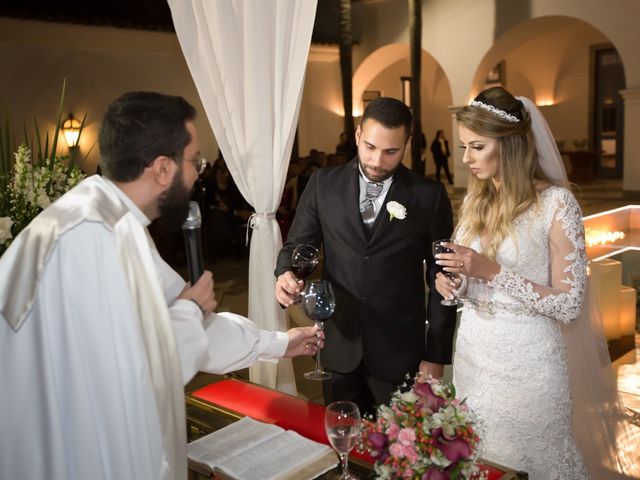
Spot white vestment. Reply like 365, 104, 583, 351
0, 175, 288, 480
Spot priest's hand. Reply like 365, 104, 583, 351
179, 270, 217, 318
283, 324, 325, 358
275, 271, 304, 307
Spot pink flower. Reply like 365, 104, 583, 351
386, 423, 400, 440
389, 442, 405, 458
403, 468, 416, 478
397, 427, 416, 446
403, 444, 419, 463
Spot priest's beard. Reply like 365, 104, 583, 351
157, 171, 192, 231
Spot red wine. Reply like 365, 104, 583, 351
292, 263, 316, 279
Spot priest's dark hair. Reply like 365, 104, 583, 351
360, 97, 412, 140
99, 91, 197, 182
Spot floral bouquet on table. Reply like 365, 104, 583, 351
360, 376, 482, 480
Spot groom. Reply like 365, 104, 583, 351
275, 97, 457, 414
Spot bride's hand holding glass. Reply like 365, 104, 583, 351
436, 241, 501, 282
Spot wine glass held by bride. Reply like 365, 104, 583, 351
434, 241, 501, 283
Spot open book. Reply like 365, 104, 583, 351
187, 416, 339, 480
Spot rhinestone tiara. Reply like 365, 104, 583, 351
470, 100, 520, 123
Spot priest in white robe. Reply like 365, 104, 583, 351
0, 91, 321, 480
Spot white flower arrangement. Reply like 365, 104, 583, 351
386, 201, 407, 221
0, 144, 84, 256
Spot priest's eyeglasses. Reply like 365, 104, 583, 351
190, 157, 208, 175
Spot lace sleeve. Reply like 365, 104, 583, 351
488, 189, 587, 323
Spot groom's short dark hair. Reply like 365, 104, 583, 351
361, 97, 412, 139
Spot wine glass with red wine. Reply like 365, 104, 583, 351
291, 244, 320, 303
432, 238, 460, 306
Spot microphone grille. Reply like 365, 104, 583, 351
182, 201, 202, 229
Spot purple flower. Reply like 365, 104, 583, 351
414, 381, 446, 412
422, 466, 450, 480
432, 428, 472, 463
367, 431, 390, 460
368, 431, 388, 451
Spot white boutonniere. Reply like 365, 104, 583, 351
386, 201, 407, 221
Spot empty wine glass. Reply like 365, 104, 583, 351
291, 244, 320, 303
325, 401, 361, 480
432, 238, 460, 306
303, 280, 335, 381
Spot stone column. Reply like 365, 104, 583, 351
448, 105, 467, 193
621, 88, 640, 197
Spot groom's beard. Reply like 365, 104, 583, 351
157, 171, 193, 231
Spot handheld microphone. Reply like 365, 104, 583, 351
182, 201, 204, 285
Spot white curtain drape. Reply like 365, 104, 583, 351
168, 0, 317, 393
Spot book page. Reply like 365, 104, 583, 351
187, 417, 283, 470
217, 430, 337, 480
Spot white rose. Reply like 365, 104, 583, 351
386, 201, 407, 221
399, 390, 418, 404
0, 217, 14, 242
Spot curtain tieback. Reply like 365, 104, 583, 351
246, 211, 276, 245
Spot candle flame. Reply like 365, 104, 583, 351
585, 229, 625, 247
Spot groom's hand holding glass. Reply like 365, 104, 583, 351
275, 244, 319, 307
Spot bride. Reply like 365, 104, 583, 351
434, 86, 638, 479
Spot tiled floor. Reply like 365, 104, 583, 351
185, 178, 640, 421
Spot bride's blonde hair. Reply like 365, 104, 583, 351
456, 87, 554, 258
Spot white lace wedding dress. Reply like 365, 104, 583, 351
453, 186, 590, 479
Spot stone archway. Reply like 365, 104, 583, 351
353, 43, 454, 176
466, 15, 626, 183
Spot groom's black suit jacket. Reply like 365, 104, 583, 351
275, 159, 456, 382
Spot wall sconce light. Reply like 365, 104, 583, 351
62, 113, 81, 148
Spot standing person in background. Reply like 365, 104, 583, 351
275, 97, 457, 416
430, 129, 453, 185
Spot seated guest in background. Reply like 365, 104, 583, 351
202, 159, 251, 260
0, 91, 323, 480
277, 159, 301, 241
335, 131, 357, 159
296, 155, 312, 196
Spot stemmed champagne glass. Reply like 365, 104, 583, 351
291, 244, 320, 303
325, 401, 361, 480
432, 238, 460, 306
303, 280, 335, 380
